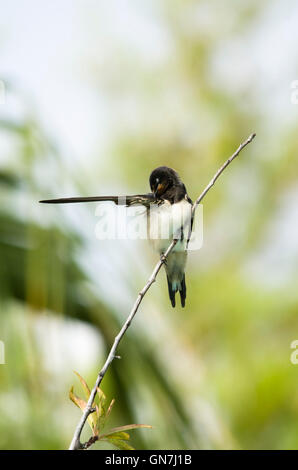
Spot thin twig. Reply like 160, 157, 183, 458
68, 133, 256, 450
192, 133, 256, 213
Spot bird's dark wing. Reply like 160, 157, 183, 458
39, 193, 155, 207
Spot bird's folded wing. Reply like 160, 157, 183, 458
39, 193, 155, 207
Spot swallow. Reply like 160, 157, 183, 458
40, 166, 193, 307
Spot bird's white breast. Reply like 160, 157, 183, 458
147, 198, 192, 254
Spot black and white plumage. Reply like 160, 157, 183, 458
40, 166, 193, 308
147, 167, 193, 307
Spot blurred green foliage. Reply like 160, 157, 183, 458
69, 371, 152, 450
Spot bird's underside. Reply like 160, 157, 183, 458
40, 194, 155, 207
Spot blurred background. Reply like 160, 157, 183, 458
0, 0, 298, 450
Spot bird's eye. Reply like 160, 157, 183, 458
156, 178, 159, 184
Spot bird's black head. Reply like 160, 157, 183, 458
149, 166, 186, 203
149, 166, 183, 200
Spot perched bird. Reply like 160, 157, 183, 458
40, 166, 193, 307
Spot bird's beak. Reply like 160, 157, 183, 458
154, 183, 165, 198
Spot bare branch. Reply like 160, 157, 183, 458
68, 133, 256, 450
192, 132, 256, 213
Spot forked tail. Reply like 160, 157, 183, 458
166, 274, 186, 308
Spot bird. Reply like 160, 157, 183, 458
40, 166, 193, 308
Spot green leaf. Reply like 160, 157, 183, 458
105, 398, 115, 423
69, 385, 98, 435
100, 431, 130, 441
107, 439, 135, 451
88, 412, 99, 437
74, 371, 91, 400
96, 387, 106, 407
95, 387, 107, 431
105, 424, 152, 434
69, 386, 87, 412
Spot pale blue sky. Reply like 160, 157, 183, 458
1, 0, 297, 169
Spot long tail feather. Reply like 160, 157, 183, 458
166, 275, 176, 308
39, 194, 154, 206
179, 274, 186, 308
166, 274, 187, 308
